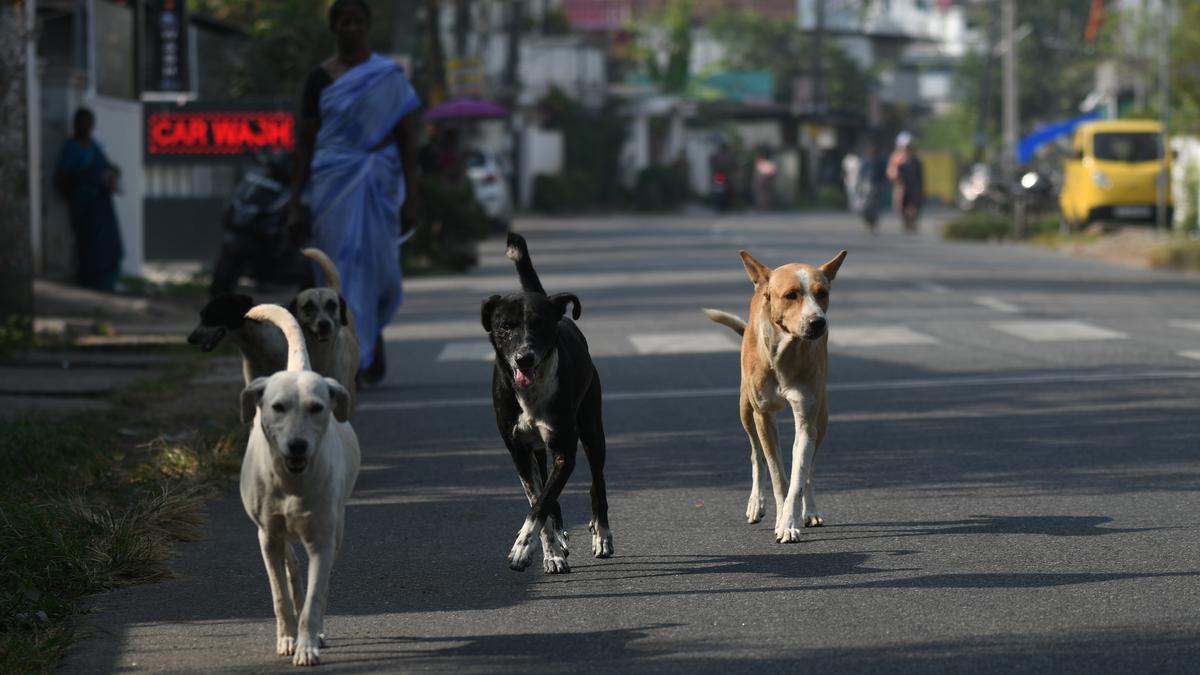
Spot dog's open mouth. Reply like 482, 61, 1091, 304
284, 456, 308, 474
515, 367, 535, 388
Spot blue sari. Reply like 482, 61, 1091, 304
56, 139, 123, 291
311, 54, 421, 370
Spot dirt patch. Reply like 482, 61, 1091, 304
1039, 226, 1183, 270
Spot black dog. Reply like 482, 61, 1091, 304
186, 293, 287, 384
481, 232, 613, 573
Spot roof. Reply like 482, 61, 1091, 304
1077, 119, 1164, 134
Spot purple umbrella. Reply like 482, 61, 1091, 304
423, 98, 509, 122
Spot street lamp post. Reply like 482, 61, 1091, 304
1001, 0, 1023, 238
1157, 0, 1171, 232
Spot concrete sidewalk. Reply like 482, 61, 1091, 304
1, 280, 205, 419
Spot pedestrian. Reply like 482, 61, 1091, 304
288, 0, 422, 384
709, 141, 735, 212
858, 140, 889, 231
752, 146, 777, 211
54, 107, 124, 292
842, 149, 861, 213
887, 132, 924, 233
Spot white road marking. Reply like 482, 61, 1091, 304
629, 332, 740, 354
354, 369, 1200, 412
436, 341, 495, 362
830, 326, 939, 347
972, 296, 1021, 313
916, 282, 951, 294
1178, 351, 1200, 361
1168, 320, 1200, 333
990, 320, 1127, 342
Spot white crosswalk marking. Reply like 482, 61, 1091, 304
1169, 320, 1200, 333
437, 340, 494, 362
830, 326, 939, 347
1179, 351, 1200, 361
629, 332, 740, 355
973, 296, 1020, 313
990, 320, 1126, 342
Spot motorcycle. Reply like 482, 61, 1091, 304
957, 162, 1057, 215
209, 147, 313, 297
710, 170, 733, 212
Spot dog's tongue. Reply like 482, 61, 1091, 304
515, 368, 534, 388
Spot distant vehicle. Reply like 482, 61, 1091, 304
957, 163, 1009, 213
1059, 119, 1172, 227
465, 148, 512, 232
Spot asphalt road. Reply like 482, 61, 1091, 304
65, 211, 1200, 673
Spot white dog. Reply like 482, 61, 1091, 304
239, 304, 360, 667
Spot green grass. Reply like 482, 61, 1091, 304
118, 272, 210, 299
0, 356, 242, 673
942, 212, 1061, 242
1149, 237, 1200, 272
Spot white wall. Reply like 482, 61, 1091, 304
520, 127, 563, 209
85, 95, 144, 277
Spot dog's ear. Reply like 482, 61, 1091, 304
338, 295, 349, 326
820, 250, 848, 281
324, 377, 351, 423
240, 377, 269, 424
549, 293, 581, 320
739, 250, 771, 288
480, 295, 502, 332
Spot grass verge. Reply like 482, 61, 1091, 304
1148, 237, 1200, 272
941, 211, 1061, 241
0, 354, 243, 673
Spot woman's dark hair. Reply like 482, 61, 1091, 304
328, 0, 371, 29
72, 107, 95, 135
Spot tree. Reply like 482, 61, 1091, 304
630, 0, 694, 95
707, 9, 871, 113
0, 0, 33, 345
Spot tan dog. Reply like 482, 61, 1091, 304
290, 248, 360, 414
704, 248, 847, 543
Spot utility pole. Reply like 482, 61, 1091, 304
0, 0, 35, 344
423, 0, 447, 105
1157, 0, 1171, 231
1002, 0, 1024, 238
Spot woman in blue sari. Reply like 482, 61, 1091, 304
289, 0, 421, 383
55, 108, 124, 291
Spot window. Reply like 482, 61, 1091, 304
1092, 132, 1162, 162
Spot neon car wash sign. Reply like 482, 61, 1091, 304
147, 111, 294, 156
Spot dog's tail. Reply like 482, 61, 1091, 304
505, 232, 546, 295
246, 304, 310, 372
301, 247, 341, 293
702, 308, 746, 336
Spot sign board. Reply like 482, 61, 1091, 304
142, 0, 192, 98
144, 102, 295, 162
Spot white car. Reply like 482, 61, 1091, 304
466, 149, 513, 231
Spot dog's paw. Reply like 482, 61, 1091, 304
277, 636, 296, 656
292, 639, 319, 666
775, 527, 802, 543
803, 512, 825, 527
508, 537, 536, 571
746, 495, 766, 523
589, 519, 614, 558
543, 552, 570, 574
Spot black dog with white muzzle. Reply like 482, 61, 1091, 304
480, 232, 614, 573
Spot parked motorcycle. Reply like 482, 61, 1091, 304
209, 148, 313, 297
957, 162, 1057, 214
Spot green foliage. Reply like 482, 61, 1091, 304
538, 88, 630, 210
531, 172, 596, 215
629, 0, 694, 94
405, 175, 489, 271
634, 162, 689, 211
707, 9, 871, 112
942, 212, 1014, 241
